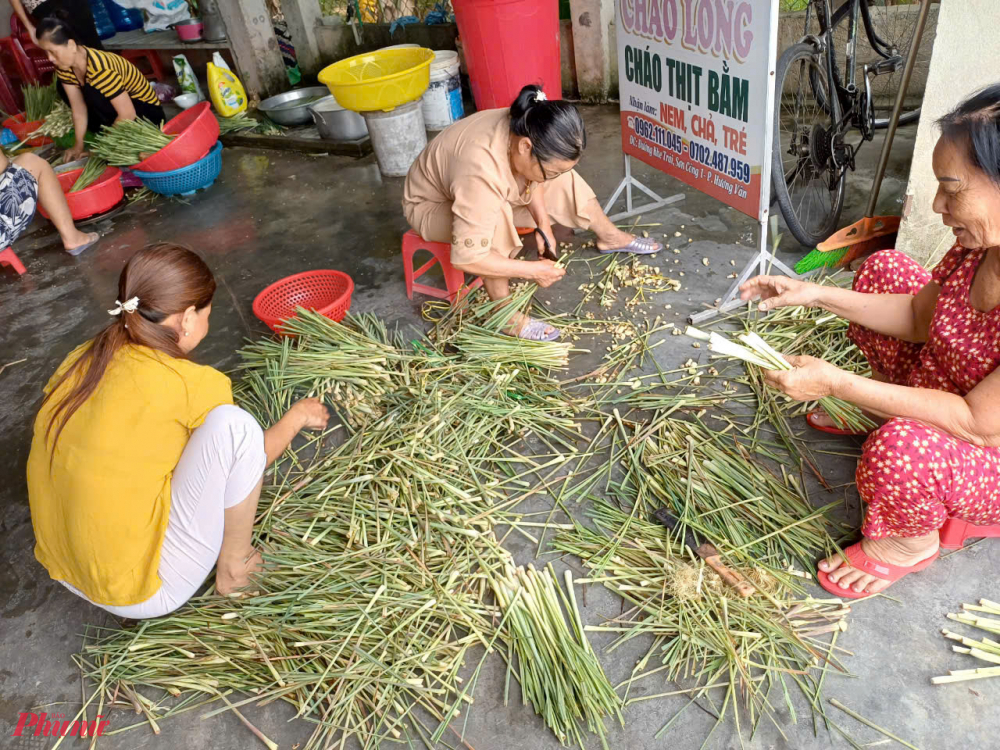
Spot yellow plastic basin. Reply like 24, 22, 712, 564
319, 48, 434, 113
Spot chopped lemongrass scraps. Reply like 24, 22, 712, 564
934, 599, 1000, 684
687, 325, 876, 434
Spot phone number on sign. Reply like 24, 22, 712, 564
686, 141, 751, 185
629, 117, 752, 186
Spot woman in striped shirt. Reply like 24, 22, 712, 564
36, 16, 165, 163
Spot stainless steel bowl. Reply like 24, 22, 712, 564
309, 95, 368, 141
258, 87, 331, 127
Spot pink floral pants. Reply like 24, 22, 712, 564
849, 251, 1000, 538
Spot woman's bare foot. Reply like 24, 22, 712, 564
818, 533, 939, 595
63, 230, 99, 254
216, 547, 263, 596
809, 410, 838, 428
594, 226, 659, 252
503, 310, 556, 338
809, 408, 883, 431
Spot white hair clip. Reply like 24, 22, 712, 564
535, 91, 547, 102
108, 296, 140, 316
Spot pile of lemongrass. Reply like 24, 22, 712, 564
687, 325, 876, 434
492, 563, 622, 748
553, 501, 850, 740
934, 598, 1000, 684
215, 111, 286, 136
70, 156, 108, 192
23, 80, 58, 121
90, 119, 175, 166
76, 307, 605, 750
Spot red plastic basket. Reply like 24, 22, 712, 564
38, 165, 123, 221
4, 113, 52, 147
131, 102, 220, 173
253, 270, 354, 334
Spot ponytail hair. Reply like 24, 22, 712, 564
509, 84, 586, 164
37, 13, 81, 46
43, 243, 216, 453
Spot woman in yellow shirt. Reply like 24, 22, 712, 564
26, 243, 329, 619
35, 15, 166, 163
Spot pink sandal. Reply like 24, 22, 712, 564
939, 518, 1000, 550
817, 541, 939, 600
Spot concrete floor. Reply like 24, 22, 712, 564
1, 106, 995, 750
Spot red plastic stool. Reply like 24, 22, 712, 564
0, 246, 25, 275
121, 50, 167, 81
403, 229, 482, 303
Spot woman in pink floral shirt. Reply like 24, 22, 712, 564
739, 85, 1000, 599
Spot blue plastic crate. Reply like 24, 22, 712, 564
132, 141, 223, 196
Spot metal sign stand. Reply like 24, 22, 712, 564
604, 154, 685, 223
689, 218, 816, 325
688, 0, 807, 325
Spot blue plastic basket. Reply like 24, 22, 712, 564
132, 141, 223, 196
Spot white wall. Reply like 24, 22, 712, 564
896, 0, 1000, 264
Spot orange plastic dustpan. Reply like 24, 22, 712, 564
816, 215, 900, 252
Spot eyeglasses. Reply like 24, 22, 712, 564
534, 152, 571, 183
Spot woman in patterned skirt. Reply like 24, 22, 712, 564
738, 84, 1000, 599
0, 150, 99, 256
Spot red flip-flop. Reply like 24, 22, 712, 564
806, 409, 872, 437
939, 517, 1000, 550
817, 541, 940, 599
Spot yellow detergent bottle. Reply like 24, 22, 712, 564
207, 52, 247, 117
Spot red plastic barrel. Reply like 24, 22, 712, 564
452, 0, 561, 110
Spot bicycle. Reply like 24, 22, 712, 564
771, 0, 929, 247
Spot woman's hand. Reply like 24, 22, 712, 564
532, 259, 566, 288
63, 144, 86, 163
27, 24, 37, 45
739, 275, 818, 312
762, 355, 843, 401
291, 397, 330, 430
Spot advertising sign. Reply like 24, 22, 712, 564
616, 0, 778, 220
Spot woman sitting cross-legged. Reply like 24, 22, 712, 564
739, 84, 1000, 599
0, 150, 99, 256
27, 244, 329, 619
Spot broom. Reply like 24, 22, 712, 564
795, 0, 932, 274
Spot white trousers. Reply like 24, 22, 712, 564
60, 405, 267, 619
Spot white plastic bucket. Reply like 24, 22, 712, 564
421, 50, 463, 131
362, 99, 427, 177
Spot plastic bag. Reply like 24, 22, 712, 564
111, 0, 190, 32
172, 55, 204, 101
207, 52, 247, 117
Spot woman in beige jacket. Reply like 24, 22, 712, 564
404, 84, 661, 340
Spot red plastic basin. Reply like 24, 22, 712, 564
38, 165, 123, 221
4, 113, 52, 147
131, 101, 219, 173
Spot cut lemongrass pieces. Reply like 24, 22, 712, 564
707, 333, 774, 369
685, 325, 711, 342
738, 331, 791, 369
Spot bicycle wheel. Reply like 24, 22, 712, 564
863, 0, 930, 128
772, 42, 847, 248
